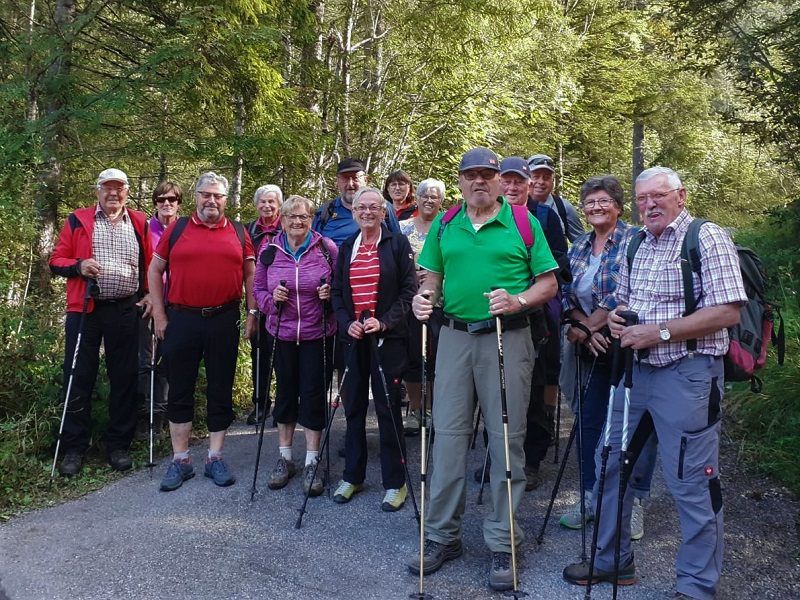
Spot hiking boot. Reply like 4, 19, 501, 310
246, 403, 269, 425
631, 497, 645, 541
333, 480, 363, 504
108, 449, 133, 472
562, 559, 637, 586
560, 490, 595, 529
404, 410, 420, 436
58, 451, 83, 477
407, 539, 463, 575
267, 457, 297, 490
160, 458, 195, 491
381, 485, 407, 512
489, 551, 514, 591
204, 457, 236, 487
524, 465, 540, 491
302, 463, 323, 497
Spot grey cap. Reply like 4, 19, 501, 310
459, 147, 500, 172
527, 154, 556, 173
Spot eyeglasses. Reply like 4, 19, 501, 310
286, 214, 311, 222
420, 194, 441, 201
635, 188, 680, 204
388, 181, 409, 188
462, 169, 498, 181
582, 197, 615, 209
354, 205, 384, 213
155, 196, 179, 204
197, 191, 227, 201
528, 156, 555, 168
99, 183, 127, 192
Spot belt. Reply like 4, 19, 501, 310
445, 314, 530, 335
94, 294, 136, 306
170, 300, 240, 317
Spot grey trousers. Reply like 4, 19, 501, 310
425, 324, 533, 553
593, 354, 724, 600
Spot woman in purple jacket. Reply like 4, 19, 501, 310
253, 195, 338, 497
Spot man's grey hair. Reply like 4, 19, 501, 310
636, 166, 682, 189
280, 195, 315, 217
253, 184, 283, 205
416, 178, 446, 201
352, 186, 387, 209
195, 172, 229, 194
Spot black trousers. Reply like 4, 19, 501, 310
61, 296, 139, 453
249, 312, 273, 408
162, 307, 239, 432
342, 336, 407, 489
273, 336, 333, 431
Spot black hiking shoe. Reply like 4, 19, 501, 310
407, 539, 463, 575
108, 449, 133, 472
488, 551, 514, 591
58, 451, 83, 477
563, 559, 637, 586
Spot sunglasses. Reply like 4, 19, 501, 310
155, 196, 180, 204
528, 156, 555, 169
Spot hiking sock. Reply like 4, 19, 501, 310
208, 449, 223, 460
305, 450, 319, 466
174, 450, 190, 461
279, 446, 293, 461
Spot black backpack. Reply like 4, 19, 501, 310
627, 218, 785, 392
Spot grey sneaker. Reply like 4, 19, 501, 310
268, 457, 296, 490
630, 497, 645, 541
407, 539, 463, 575
489, 551, 514, 591
302, 463, 323, 497
160, 458, 194, 492
403, 410, 420, 436
559, 490, 594, 529
204, 457, 235, 487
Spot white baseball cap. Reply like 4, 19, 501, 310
97, 168, 129, 187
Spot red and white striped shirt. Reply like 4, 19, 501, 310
350, 241, 381, 318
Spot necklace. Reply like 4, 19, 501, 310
362, 241, 377, 256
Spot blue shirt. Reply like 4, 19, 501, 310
312, 196, 401, 248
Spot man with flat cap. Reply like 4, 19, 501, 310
312, 157, 401, 246
50, 167, 151, 476
410, 147, 558, 591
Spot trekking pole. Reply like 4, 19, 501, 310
552, 385, 561, 464
318, 276, 331, 494
584, 311, 636, 600
612, 312, 638, 600
295, 346, 352, 529
146, 321, 157, 477
412, 313, 433, 600
471, 407, 482, 450
250, 279, 286, 501
493, 313, 525, 598
253, 313, 262, 428
476, 444, 490, 506
367, 311, 421, 524
50, 278, 98, 483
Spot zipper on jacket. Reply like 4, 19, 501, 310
294, 263, 301, 345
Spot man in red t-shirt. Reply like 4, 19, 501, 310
148, 172, 257, 492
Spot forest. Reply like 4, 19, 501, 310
0, 0, 798, 514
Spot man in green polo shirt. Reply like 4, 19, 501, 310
408, 147, 558, 591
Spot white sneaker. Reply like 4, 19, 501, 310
559, 490, 594, 529
630, 497, 645, 541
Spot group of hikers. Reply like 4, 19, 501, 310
49, 148, 745, 599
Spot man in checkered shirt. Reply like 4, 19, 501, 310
563, 167, 747, 600
50, 168, 151, 477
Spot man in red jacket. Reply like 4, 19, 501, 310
49, 168, 152, 476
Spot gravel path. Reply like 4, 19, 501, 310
0, 405, 798, 600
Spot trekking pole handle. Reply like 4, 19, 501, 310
617, 310, 638, 388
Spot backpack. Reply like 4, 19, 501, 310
626, 218, 785, 392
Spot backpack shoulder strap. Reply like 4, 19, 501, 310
625, 228, 646, 272
553, 195, 569, 238
166, 216, 190, 259
319, 238, 333, 267
437, 203, 463, 241
259, 244, 277, 268
317, 200, 336, 228
231, 219, 246, 252
68, 213, 81, 230
510, 203, 534, 248
680, 218, 707, 316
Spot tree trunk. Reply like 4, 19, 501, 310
231, 95, 245, 221
35, 0, 76, 292
631, 120, 645, 224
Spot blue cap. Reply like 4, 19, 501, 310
459, 147, 500, 172
499, 157, 530, 179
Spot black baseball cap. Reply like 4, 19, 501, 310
499, 157, 531, 179
459, 147, 500, 172
337, 158, 366, 174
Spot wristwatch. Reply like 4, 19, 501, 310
517, 295, 528, 308
659, 322, 671, 341
248, 308, 259, 317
